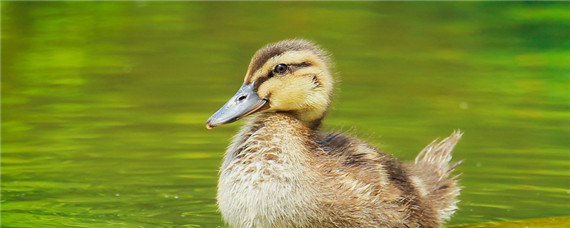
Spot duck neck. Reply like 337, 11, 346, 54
289, 109, 327, 130
253, 112, 318, 135
224, 112, 319, 166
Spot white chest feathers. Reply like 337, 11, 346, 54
217, 122, 321, 228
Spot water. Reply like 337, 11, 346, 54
2, 2, 569, 227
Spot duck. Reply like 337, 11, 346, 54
206, 39, 463, 228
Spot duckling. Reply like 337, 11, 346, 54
206, 39, 462, 228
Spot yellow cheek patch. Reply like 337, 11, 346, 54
257, 76, 316, 111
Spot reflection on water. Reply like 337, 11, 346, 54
2, 2, 569, 227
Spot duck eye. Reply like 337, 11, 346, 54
273, 64, 288, 74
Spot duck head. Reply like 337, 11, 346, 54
206, 39, 334, 129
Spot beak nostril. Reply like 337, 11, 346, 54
238, 95, 247, 101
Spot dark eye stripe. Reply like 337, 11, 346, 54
289, 62, 311, 68
254, 75, 271, 91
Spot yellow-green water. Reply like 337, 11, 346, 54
2, 2, 569, 227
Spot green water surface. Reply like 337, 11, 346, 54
2, 2, 569, 227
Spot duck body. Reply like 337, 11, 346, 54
207, 40, 462, 227
218, 113, 460, 228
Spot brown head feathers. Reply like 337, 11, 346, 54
245, 39, 330, 83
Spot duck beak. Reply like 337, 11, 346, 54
206, 83, 269, 129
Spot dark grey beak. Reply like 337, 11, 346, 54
206, 83, 268, 129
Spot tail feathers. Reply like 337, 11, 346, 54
411, 130, 463, 222
414, 130, 463, 180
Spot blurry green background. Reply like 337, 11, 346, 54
2, 2, 569, 227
